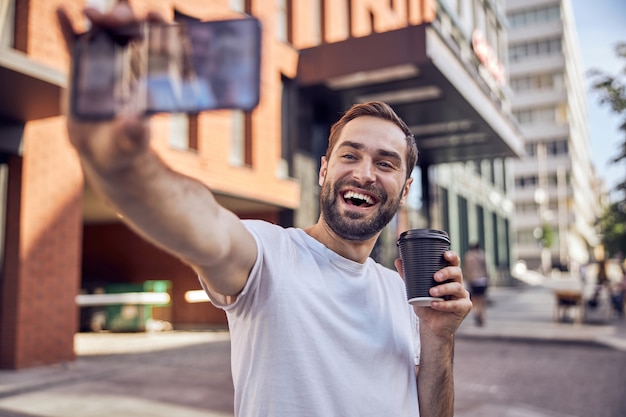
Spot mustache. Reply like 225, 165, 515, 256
334, 179, 387, 203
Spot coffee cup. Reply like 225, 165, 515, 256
397, 229, 451, 306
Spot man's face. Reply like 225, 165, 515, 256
319, 116, 413, 241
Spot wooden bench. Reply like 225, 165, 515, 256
553, 290, 584, 324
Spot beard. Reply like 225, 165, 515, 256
320, 178, 403, 241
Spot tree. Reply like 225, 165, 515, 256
588, 42, 626, 201
598, 201, 626, 259
589, 42, 626, 258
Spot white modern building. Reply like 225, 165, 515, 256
505, 0, 602, 273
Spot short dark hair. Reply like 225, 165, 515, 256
325, 101, 418, 179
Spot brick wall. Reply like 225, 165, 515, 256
2, 0, 301, 369
0, 117, 83, 369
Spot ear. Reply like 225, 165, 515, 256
398, 177, 413, 206
318, 156, 328, 187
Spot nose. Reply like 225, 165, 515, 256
353, 159, 376, 184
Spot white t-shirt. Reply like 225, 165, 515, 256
207, 220, 420, 417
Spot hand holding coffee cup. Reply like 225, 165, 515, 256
397, 229, 451, 307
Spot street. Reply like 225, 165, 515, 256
454, 338, 626, 417
2, 330, 625, 417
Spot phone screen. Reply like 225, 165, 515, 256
71, 18, 262, 120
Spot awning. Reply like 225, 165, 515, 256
0, 48, 65, 122
298, 24, 525, 165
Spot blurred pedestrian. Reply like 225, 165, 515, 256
463, 242, 489, 326
589, 259, 610, 309
611, 263, 626, 318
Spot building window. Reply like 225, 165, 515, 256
279, 76, 295, 178
85, 0, 117, 29
230, 0, 245, 13
513, 106, 558, 125
230, 111, 245, 165
441, 187, 450, 235
474, 0, 486, 35
509, 37, 562, 62
0, 0, 15, 47
458, 195, 469, 254
276, 0, 288, 42
230, 110, 252, 166
547, 139, 568, 155
508, 4, 560, 29
169, 114, 190, 150
511, 72, 564, 93
407, 167, 423, 211
515, 175, 538, 188
518, 228, 541, 246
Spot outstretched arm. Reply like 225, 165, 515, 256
57, 2, 256, 298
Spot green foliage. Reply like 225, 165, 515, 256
540, 222, 555, 249
588, 42, 626, 200
589, 42, 626, 258
599, 201, 626, 258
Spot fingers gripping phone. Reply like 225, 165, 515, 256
71, 18, 262, 120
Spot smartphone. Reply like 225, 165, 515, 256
71, 18, 262, 120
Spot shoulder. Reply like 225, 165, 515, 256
242, 219, 292, 240
241, 220, 305, 254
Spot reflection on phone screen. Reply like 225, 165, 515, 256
74, 32, 118, 118
145, 19, 260, 114
71, 18, 261, 120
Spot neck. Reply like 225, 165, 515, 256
304, 219, 379, 264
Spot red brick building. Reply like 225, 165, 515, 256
0, 0, 522, 369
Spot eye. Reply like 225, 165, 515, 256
376, 161, 395, 170
341, 153, 358, 160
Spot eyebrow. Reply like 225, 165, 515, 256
338, 141, 403, 163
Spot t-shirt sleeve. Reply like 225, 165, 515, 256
198, 220, 265, 309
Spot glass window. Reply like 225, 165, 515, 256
276, 0, 288, 42
474, 0, 486, 35
507, 4, 561, 29
230, 0, 245, 13
459, 0, 473, 35
550, 38, 562, 53
509, 37, 562, 62
230, 111, 245, 166
555, 104, 567, 124
548, 5, 561, 20
0, 0, 14, 47
168, 114, 190, 150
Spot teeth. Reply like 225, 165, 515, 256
343, 191, 374, 205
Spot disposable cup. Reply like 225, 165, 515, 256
397, 229, 450, 306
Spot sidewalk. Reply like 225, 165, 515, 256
457, 282, 626, 352
1, 281, 625, 417
0, 331, 235, 417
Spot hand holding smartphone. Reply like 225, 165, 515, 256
71, 18, 262, 120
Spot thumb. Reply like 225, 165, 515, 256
394, 258, 405, 281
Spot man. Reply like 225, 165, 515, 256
463, 242, 489, 326
57, 3, 472, 416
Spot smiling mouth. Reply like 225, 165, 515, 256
343, 191, 376, 207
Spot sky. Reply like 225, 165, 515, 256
570, 0, 626, 200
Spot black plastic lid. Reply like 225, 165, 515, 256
397, 228, 450, 245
